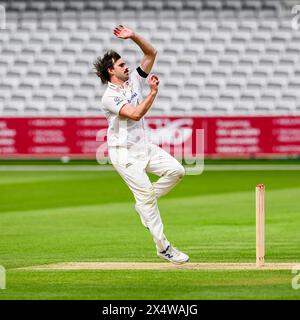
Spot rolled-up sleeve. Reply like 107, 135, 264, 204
131, 66, 149, 88
102, 94, 128, 115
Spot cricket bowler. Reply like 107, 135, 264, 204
94, 25, 189, 264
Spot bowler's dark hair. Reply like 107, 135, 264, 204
93, 50, 121, 84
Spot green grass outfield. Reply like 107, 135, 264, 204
0, 159, 300, 299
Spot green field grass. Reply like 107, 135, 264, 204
0, 160, 300, 299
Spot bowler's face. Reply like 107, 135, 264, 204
112, 58, 129, 82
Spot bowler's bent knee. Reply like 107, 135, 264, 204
177, 164, 186, 178
170, 164, 185, 179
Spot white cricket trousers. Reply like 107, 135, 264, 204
109, 143, 185, 252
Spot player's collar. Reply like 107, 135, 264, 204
108, 82, 119, 90
108, 81, 129, 91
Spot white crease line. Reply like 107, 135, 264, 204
12, 262, 299, 271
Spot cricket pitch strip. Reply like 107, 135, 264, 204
14, 262, 298, 271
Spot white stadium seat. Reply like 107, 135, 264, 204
0, 0, 299, 116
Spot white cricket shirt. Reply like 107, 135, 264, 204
101, 67, 150, 150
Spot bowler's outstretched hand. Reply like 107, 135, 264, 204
113, 25, 134, 39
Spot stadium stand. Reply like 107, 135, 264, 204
0, 0, 299, 115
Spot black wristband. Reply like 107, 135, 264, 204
136, 66, 148, 78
